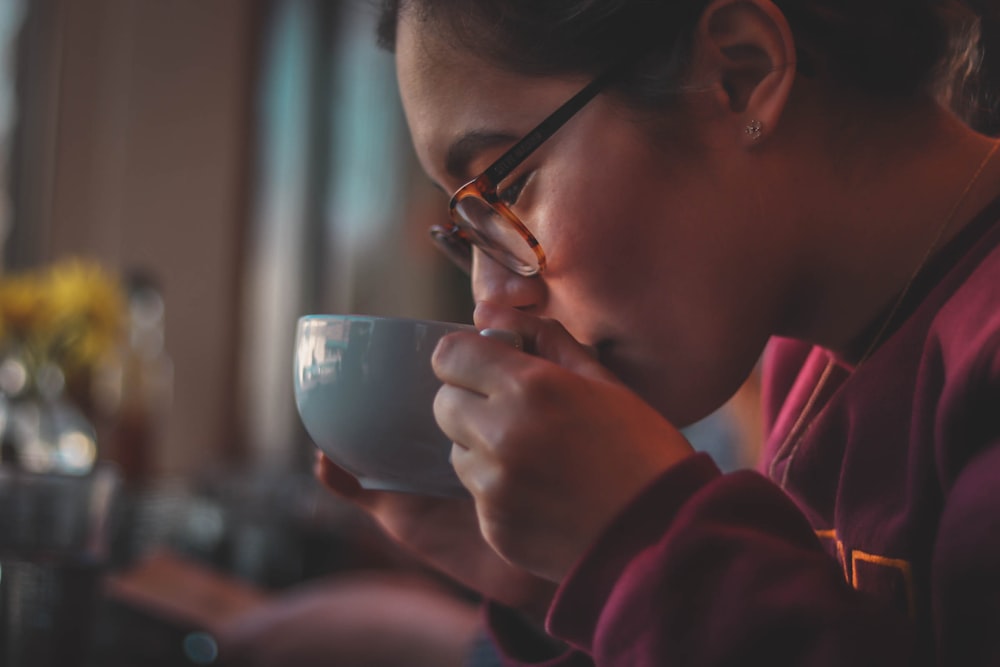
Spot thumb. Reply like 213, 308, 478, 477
473, 301, 617, 382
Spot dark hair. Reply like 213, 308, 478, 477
376, 0, 1000, 132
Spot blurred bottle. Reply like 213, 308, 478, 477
92, 269, 174, 485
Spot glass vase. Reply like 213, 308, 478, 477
0, 355, 98, 475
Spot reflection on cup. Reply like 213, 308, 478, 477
0, 463, 121, 667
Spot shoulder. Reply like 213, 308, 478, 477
929, 237, 1000, 376
926, 239, 1000, 487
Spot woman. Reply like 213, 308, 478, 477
317, 0, 1000, 664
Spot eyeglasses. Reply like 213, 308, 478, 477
430, 65, 621, 276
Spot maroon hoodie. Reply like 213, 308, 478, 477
485, 193, 1000, 666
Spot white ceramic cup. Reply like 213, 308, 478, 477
294, 314, 490, 497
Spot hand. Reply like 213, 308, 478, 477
315, 454, 557, 621
433, 301, 694, 583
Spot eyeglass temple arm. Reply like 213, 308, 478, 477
481, 66, 620, 186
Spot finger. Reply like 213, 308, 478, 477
448, 441, 486, 498
316, 450, 457, 521
314, 451, 375, 507
432, 330, 532, 396
473, 301, 614, 381
433, 383, 492, 452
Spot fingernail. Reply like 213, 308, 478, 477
479, 328, 523, 351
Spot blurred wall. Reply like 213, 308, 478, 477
236, 0, 473, 473
10, 0, 259, 476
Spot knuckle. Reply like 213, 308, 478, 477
449, 442, 472, 479
511, 364, 557, 405
479, 510, 527, 565
432, 383, 452, 416
433, 385, 464, 438
455, 460, 501, 505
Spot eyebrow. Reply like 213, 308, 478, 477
444, 130, 518, 182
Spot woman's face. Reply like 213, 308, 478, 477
395, 16, 784, 425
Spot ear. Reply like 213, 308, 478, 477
689, 0, 797, 145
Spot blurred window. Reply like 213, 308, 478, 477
239, 0, 466, 471
0, 0, 25, 269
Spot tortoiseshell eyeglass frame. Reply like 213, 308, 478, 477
430, 64, 623, 276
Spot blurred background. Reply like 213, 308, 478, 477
0, 3, 483, 662
12, 0, 997, 664
3, 0, 473, 479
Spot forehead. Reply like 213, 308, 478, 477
394, 13, 583, 185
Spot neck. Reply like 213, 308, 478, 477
778, 101, 1000, 358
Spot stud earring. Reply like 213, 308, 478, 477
745, 119, 763, 140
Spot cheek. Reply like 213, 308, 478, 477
537, 168, 672, 337
542, 141, 660, 261
543, 154, 685, 300
537, 164, 763, 418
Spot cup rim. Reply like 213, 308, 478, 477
297, 313, 475, 328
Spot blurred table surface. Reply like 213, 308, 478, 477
80, 465, 420, 666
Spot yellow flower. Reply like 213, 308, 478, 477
0, 273, 47, 339
0, 258, 127, 379
42, 259, 127, 371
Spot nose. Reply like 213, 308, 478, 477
470, 247, 545, 310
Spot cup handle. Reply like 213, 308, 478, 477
478, 328, 524, 351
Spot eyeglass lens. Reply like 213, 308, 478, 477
429, 225, 473, 274
452, 197, 540, 274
